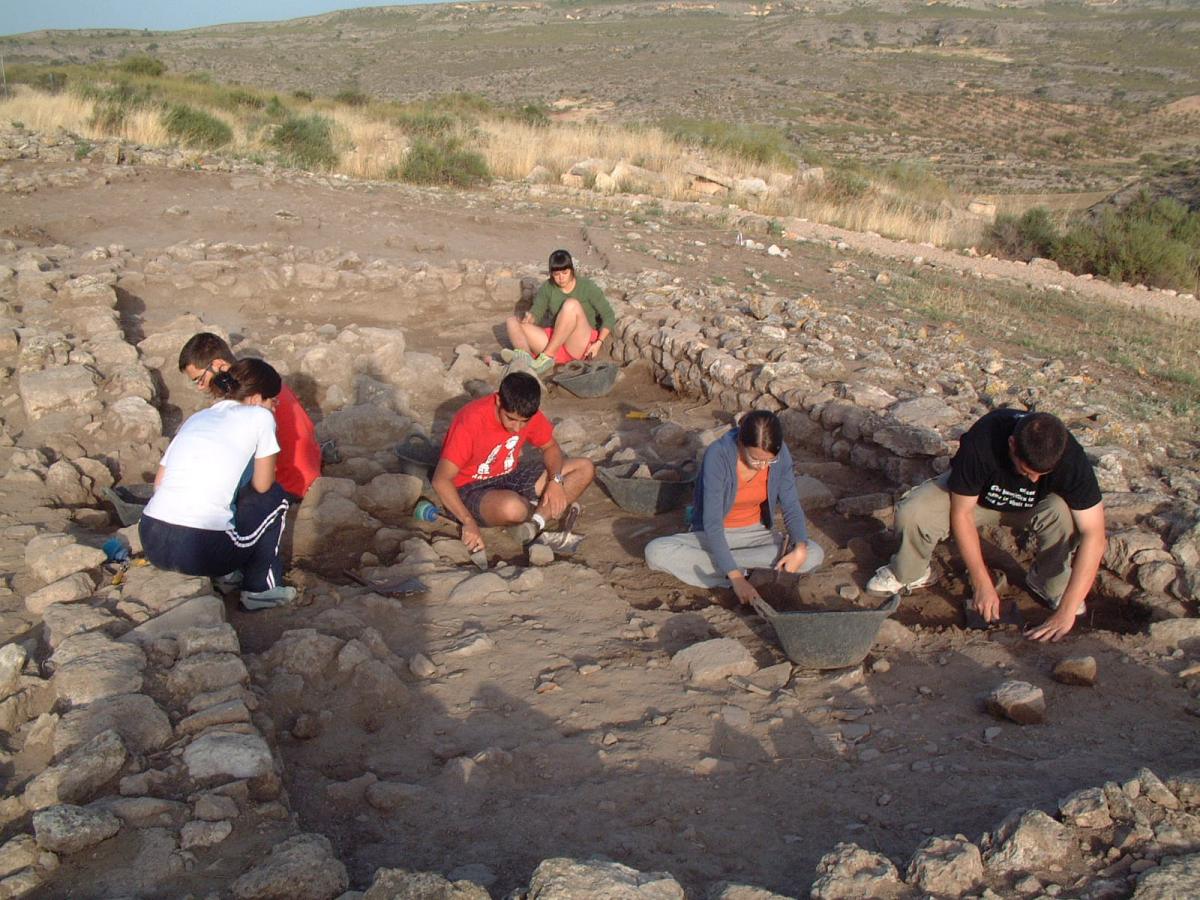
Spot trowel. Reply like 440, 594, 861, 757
963, 569, 1025, 630
469, 549, 489, 572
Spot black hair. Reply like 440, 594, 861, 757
737, 410, 782, 455
211, 358, 282, 403
1013, 412, 1068, 473
179, 332, 235, 372
548, 248, 574, 274
497, 371, 541, 418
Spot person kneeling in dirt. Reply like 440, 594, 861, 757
644, 411, 824, 606
432, 371, 595, 552
179, 332, 321, 503
502, 248, 615, 376
866, 409, 1105, 642
139, 359, 296, 611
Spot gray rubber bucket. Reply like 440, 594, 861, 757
552, 361, 620, 398
394, 434, 439, 480
750, 594, 901, 669
595, 463, 694, 516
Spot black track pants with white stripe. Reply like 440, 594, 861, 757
139, 483, 290, 592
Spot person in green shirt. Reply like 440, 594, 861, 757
503, 249, 616, 375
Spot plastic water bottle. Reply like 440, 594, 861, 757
683, 504, 694, 527
413, 499, 439, 523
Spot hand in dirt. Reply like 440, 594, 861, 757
730, 573, 761, 606
1026, 610, 1076, 642
583, 340, 602, 360
775, 543, 809, 574
461, 522, 485, 553
541, 480, 567, 518
974, 584, 1002, 622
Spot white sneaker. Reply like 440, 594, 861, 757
1026, 570, 1085, 616
866, 564, 933, 594
241, 585, 297, 611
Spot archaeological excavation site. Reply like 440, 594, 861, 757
0, 128, 1199, 900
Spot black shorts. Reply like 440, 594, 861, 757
455, 462, 544, 522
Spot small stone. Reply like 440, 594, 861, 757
985, 681, 1045, 725
672, 638, 757, 684
23, 573, 95, 615
528, 543, 555, 566
1138, 768, 1180, 810
33, 804, 120, 854
365, 781, 424, 812
811, 842, 904, 899
1059, 787, 1112, 828
1052, 656, 1097, 686
0, 644, 28, 700
183, 732, 274, 780
409, 653, 436, 678
906, 835, 984, 897
870, 659, 891, 674
232, 833, 348, 900
194, 793, 240, 821
180, 819, 233, 849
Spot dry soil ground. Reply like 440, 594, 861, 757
3, 160, 1199, 896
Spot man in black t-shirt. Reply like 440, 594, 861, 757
866, 410, 1106, 641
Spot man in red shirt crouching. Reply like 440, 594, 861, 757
179, 333, 321, 503
433, 372, 594, 553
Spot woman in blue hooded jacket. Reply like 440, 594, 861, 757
645, 411, 823, 604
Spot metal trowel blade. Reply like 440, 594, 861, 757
470, 550, 489, 572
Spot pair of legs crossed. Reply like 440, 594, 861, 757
139, 483, 291, 593
889, 473, 1075, 600
458, 458, 595, 527
646, 524, 825, 589
506, 299, 598, 364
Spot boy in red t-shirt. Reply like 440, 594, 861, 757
179, 333, 321, 501
433, 372, 594, 552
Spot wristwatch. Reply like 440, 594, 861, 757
552, 473, 565, 486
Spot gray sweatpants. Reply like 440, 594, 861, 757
645, 524, 825, 589
890, 473, 1076, 600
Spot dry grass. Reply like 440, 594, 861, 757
1, 82, 982, 246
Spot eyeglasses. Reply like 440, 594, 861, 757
741, 448, 778, 469
190, 363, 215, 386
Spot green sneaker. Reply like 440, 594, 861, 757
531, 352, 555, 375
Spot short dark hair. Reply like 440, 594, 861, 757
179, 332, 235, 372
738, 410, 782, 455
548, 249, 574, 273
1013, 412, 1068, 473
211, 358, 282, 403
497, 372, 541, 418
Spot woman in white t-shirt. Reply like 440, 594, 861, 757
140, 358, 295, 610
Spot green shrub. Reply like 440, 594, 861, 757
88, 102, 129, 133
162, 104, 232, 149
882, 159, 950, 202
265, 96, 288, 119
984, 207, 1059, 261
118, 55, 166, 77
291, 89, 314, 102
333, 88, 370, 107
16, 68, 69, 94
394, 110, 457, 138
819, 168, 872, 203
661, 117, 794, 167
74, 140, 93, 160
222, 88, 265, 110
1054, 194, 1200, 291
401, 137, 489, 187
269, 113, 338, 169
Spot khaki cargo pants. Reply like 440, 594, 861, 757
889, 473, 1076, 600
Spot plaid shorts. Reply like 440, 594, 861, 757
455, 461, 545, 522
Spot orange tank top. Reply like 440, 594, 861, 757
724, 468, 769, 529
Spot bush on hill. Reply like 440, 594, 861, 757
269, 113, 338, 169
398, 137, 489, 187
163, 104, 233, 149
983, 207, 1058, 261
118, 55, 166, 77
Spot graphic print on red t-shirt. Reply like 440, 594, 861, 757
441, 395, 553, 488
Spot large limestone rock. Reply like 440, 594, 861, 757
356, 473, 423, 520
24, 572, 96, 615
314, 404, 410, 449
263, 629, 344, 679
231, 833, 349, 900
810, 843, 905, 899
1133, 852, 1200, 899
41, 602, 118, 649
23, 729, 127, 810
119, 565, 210, 614
54, 693, 171, 756
108, 396, 162, 442
524, 858, 684, 899
984, 809, 1074, 875
905, 834, 984, 897
672, 639, 757, 685
1058, 787, 1112, 829
119, 594, 225, 646
364, 869, 489, 899
19, 365, 99, 421
32, 804, 120, 854
24, 533, 106, 585
706, 885, 794, 900
0, 643, 27, 700
50, 633, 145, 706
184, 731, 274, 781
292, 477, 384, 574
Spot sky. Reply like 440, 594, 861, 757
0, 1, 441, 37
